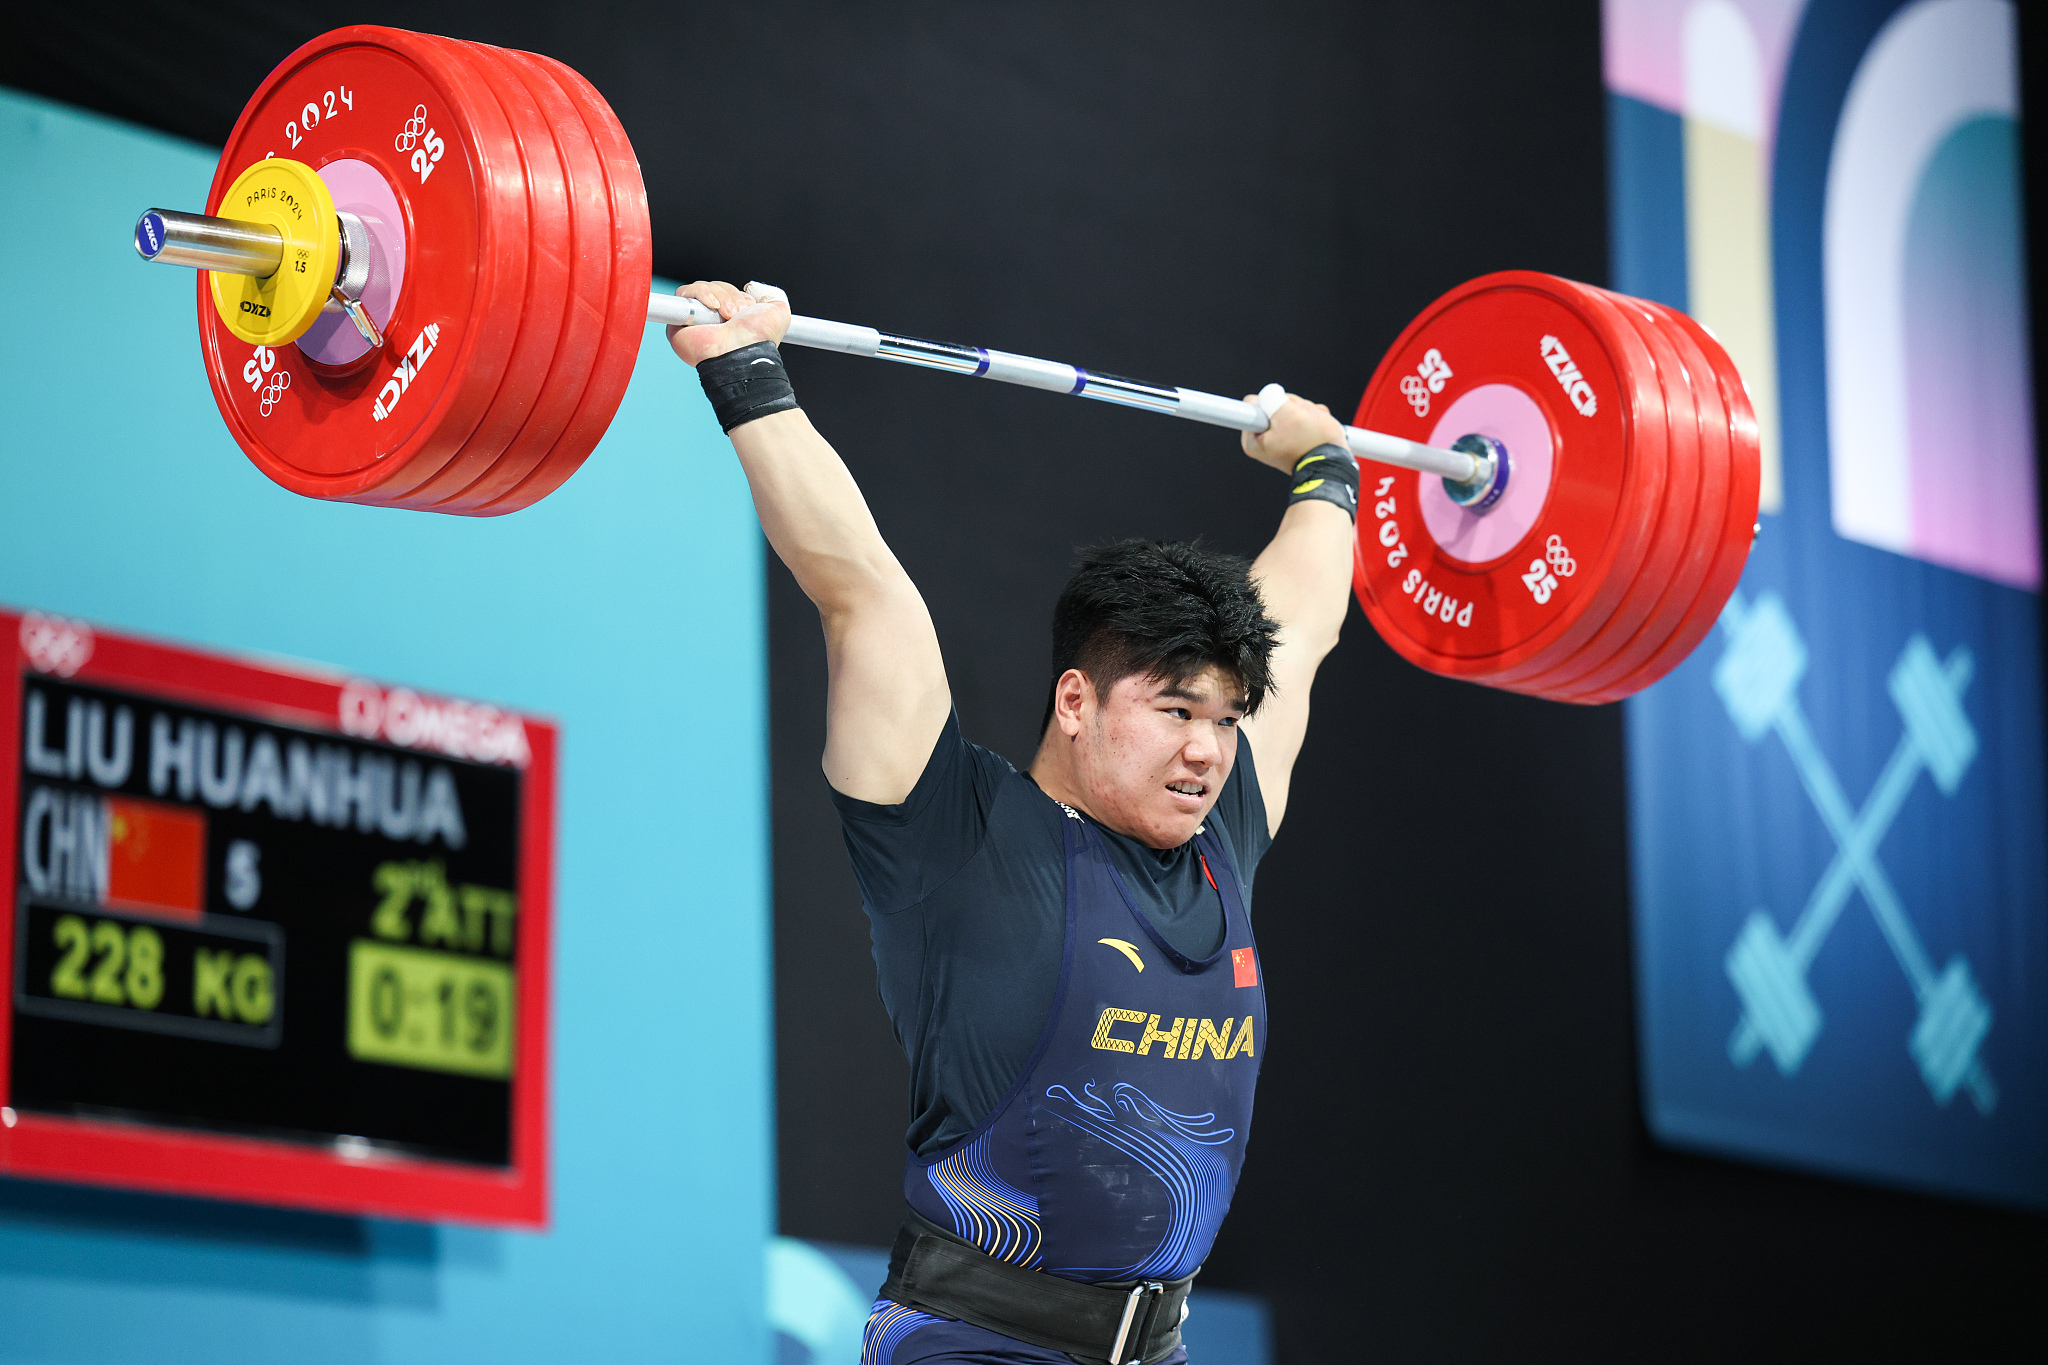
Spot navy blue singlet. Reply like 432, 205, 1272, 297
864, 806, 1267, 1365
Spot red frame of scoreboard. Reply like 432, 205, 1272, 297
0, 609, 555, 1226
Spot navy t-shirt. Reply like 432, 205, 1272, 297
831, 711, 1272, 1155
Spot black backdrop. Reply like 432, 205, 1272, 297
11, 3, 2047, 1358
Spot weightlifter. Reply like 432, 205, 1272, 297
670, 281, 1356, 1365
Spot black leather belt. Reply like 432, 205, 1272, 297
881, 1212, 1195, 1364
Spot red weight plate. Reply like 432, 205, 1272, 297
1577, 302, 1760, 702
1449, 279, 1671, 691
1519, 285, 1705, 699
1351, 272, 1668, 691
1541, 297, 1724, 699
432, 42, 614, 513
464, 50, 652, 515
393, 34, 573, 509
1545, 295, 1733, 702
199, 25, 530, 507
1515, 283, 1699, 695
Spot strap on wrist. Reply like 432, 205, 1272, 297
1287, 442, 1359, 520
696, 340, 799, 433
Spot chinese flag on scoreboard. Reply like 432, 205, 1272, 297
104, 797, 205, 921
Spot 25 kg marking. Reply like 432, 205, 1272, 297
395, 105, 446, 183
243, 345, 291, 417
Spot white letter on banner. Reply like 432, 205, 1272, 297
239, 732, 286, 815
85, 703, 133, 788
284, 740, 324, 822
23, 692, 64, 777
196, 724, 244, 808
21, 788, 53, 894
376, 760, 420, 840
417, 767, 467, 849
334, 750, 379, 832
151, 714, 196, 798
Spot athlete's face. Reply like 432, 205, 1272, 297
1060, 665, 1245, 849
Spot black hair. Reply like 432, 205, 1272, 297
1042, 539, 1281, 733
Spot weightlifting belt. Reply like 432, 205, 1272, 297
882, 1212, 1195, 1365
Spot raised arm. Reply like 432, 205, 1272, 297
1236, 396, 1358, 836
669, 281, 949, 803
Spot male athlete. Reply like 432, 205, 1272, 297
671, 281, 1357, 1365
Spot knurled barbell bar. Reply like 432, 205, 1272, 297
129, 24, 1759, 701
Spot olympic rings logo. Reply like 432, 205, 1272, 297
1545, 533, 1577, 578
259, 369, 292, 417
394, 105, 429, 152
1399, 374, 1429, 415
1400, 348, 1453, 417
1522, 534, 1576, 606
19, 611, 94, 677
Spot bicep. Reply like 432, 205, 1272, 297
821, 581, 952, 804
724, 410, 952, 803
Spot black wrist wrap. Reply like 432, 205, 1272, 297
1287, 443, 1359, 519
696, 340, 799, 433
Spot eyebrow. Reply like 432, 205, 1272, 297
1158, 684, 1249, 712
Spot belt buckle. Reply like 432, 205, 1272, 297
1108, 1280, 1165, 1364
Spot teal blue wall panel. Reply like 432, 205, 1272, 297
0, 88, 773, 1362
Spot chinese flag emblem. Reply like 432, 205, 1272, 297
105, 797, 206, 921
1231, 947, 1258, 988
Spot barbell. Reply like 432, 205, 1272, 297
131, 25, 1758, 703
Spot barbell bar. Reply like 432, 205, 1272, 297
125, 24, 1759, 701
646, 292, 1488, 486
139, 204, 1486, 489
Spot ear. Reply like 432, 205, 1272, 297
1051, 668, 1093, 738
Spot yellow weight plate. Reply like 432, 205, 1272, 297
208, 158, 340, 347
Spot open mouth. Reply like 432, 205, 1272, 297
1166, 781, 1206, 804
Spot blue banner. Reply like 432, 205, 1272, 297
1606, 0, 2046, 1207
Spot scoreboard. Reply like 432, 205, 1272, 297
0, 609, 555, 1225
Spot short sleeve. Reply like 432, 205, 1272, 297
830, 710, 1010, 916
1212, 733, 1273, 889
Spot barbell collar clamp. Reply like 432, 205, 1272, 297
323, 210, 383, 348
1443, 434, 1510, 512
137, 205, 383, 347
325, 211, 371, 304
330, 287, 384, 349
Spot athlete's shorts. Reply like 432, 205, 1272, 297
863, 1298, 1191, 1365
